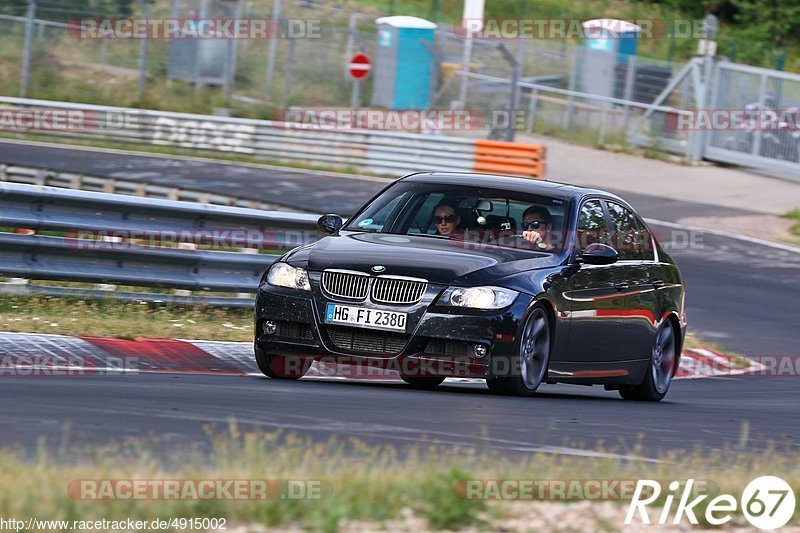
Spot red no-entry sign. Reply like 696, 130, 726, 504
348, 53, 371, 79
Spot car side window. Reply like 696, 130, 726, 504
577, 199, 611, 252
636, 217, 656, 261
606, 201, 640, 261
407, 193, 445, 234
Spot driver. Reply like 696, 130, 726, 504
521, 205, 555, 250
433, 202, 462, 237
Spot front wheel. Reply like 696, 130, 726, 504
254, 345, 311, 379
619, 320, 677, 402
486, 305, 551, 396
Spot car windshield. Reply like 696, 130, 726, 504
343, 181, 570, 253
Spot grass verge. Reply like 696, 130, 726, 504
0, 295, 253, 341
784, 209, 800, 237
0, 427, 797, 531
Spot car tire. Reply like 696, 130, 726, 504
619, 320, 677, 402
400, 375, 446, 388
486, 305, 551, 397
254, 345, 311, 379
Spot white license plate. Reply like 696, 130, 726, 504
324, 303, 407, 332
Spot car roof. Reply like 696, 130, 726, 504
399, 172, 628, 205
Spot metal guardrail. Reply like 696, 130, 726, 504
0, 96, 546, 178
0, 282, 258, 309
0, 182, 322, 306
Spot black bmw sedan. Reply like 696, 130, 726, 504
254, 172, 687, 401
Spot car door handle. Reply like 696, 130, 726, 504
651, 279, 666, 289
613, 282, 630, 291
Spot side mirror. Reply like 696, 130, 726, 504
578, 243, 619, 265
317, 214, 343, 235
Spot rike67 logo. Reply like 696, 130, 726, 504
626, 476, 796, 530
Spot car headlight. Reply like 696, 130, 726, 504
438, 286, 518, 309
266, 262, 311, 291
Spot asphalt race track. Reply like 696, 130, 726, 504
1, 374, 797, 458
1, 140, 799, 458
0, 140, 386, 214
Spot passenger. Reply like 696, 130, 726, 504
521, 205, 555, 250
433, 203, 461, 237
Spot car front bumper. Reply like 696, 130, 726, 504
254, 284, 535, 379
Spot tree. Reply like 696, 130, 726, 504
729, 0, 800, 46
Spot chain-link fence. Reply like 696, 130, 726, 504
1, 0, 798, 173
432, 31, 692, 147
0, 0, 383, 112
0, 2, 689, 114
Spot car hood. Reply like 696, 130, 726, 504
284, 231, 564, 285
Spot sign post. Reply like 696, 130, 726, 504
693, 14, 719, 161
348, 53, 371, 109
457, 0, 485, 108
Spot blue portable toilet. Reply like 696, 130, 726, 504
371, 16, 437, 110
582, 18, 640, 62
579, 19, 641, 101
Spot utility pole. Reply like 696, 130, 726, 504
265, 0, 282, 98
225, 0, 244, 106
136, 0, 149, 100
20, 0, 36, 97
456, 0, 484, 108
497, 44, 520, 141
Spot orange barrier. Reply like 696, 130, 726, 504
473, 139, 546, 179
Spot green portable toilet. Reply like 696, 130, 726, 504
371, 16, 437, 110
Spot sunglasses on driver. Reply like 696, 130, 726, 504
434, 215, 458, 224
521, 220, 546, 230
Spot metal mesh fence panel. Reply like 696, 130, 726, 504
706, 63, 800, 169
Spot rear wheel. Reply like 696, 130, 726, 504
487, 306, 551, 396
619, 321, 677, 402
254, 345, 311, 379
